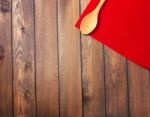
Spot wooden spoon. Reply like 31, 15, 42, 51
80, 0, 106, 34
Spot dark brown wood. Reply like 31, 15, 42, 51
128, 62, 150, 117
0, 1, 150, 117
0, 0, 12, 116
58, 0, 82, 116
104, 47, 129, 117
12, 0, 36, 116
35, 0, 59, 116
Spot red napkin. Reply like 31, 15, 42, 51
76, 0, 150, 69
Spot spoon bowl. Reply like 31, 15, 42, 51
80, 0, 106, 34
80, 12, 98, 34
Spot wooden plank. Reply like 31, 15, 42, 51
104, 47, 129, 117
81, 1, 105, 117
35, 0, 59, 116
0, 0, 13, 116
58, 0, 82, 116
128, 62, 150, 117
81, 37, 105, 117
12, 0, 36, 116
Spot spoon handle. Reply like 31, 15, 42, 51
94, 0, 106, 13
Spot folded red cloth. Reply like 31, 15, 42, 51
76, 0, 150, 69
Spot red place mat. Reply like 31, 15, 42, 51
76, 0, 150, 69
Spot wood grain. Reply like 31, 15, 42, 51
81, 0, 105, 117
0, 0, 12, 116
104, 47, 129, 117
12, 0, 36, 116
81, 37, 106, 117
0, 1, 150, 117
128, 62, 150, 117
35, 0, 59, 116
58, 0, 82, 116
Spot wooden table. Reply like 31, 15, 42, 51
0, 0, 149, 117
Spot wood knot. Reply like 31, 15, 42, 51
21, 26, 25, 32
0, 0, 11, 12
0, 46, 5, 59
24, 89, 32, 102
25, 61, 32, 70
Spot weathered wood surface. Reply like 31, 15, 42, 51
0, 0, 149, 117
128, 62, 150, 117
12, 0, 36, 116
81, 0, 105, 117
35, 0, 59, 117
104, 47, 129, 117
58, 0, 82, 116
0, 0, 12, 117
